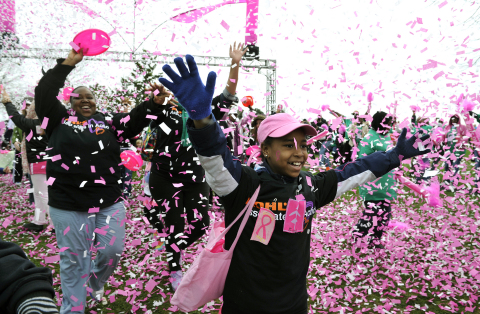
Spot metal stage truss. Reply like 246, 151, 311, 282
1, 48, 277, 114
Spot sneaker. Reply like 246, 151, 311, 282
170, 270, 183, 291
88, 287, 107, 305
23, 222, 46, 232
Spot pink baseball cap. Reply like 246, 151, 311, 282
257, 113, 317, 144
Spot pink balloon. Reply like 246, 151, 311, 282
246, 145, 260, 156
367, 92, 373, 102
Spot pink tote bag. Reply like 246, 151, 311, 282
171, 185, 261, 312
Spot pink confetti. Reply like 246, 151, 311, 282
438, 1, 447, 8
146, 114, 157, 119
433, 71, 445, 80
109, 236, 117, 246
69, 41, 80, 52
2, 218, 11, 228
88, 207, 100, 213
26, 130, 33, 142
145, 279, 157, 293
63, 226, 70, 235
220, 20, 230, 31
170, 243, 180, 252
45, 255, 60, 263
45, 177, 56, 186
71, 304, 83, 312
40, 117, 49, 129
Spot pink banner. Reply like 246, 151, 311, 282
245, 0, 259, 45
1, 0, 15, 33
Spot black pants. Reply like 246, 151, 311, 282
143, 195, 165, 233
353, 200, 391, 243
14, 150, 23, 183
149, 171, 210, 271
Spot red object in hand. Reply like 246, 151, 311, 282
241, 96, 254, 107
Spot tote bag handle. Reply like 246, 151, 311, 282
207, 185, 261, 251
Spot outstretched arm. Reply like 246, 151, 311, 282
226, 42, 247, 96
332, 128, 430, 199
1, 89, 37, 132
211, 43, 247, 121
34, 49, 83, 136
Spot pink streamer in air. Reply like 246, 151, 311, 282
170, 0, 246, 24
245, 0, 259, 45
64, 0, 99, 19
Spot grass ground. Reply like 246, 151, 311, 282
0, 159, 479, 314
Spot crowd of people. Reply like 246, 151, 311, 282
0, 41, 479, 314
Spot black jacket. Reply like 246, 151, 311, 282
150, 93, 233, 182
0, 238, 55, 314
4, 103, 48, 164
34, 59, 162, 211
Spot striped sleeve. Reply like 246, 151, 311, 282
187, 117, 242, 197
17, 296, 59, 314
334, 150, 400, 199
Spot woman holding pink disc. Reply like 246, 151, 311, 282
34, 48, 175, 313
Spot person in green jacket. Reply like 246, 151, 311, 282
354, 111, 395, 249
411, 117, 433, 183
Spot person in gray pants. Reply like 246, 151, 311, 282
34, 47, 171, 313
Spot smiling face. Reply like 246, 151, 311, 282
71, 87, 96, 117
261, 128, 308, 178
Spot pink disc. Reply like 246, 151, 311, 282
120, 150, 143, 171
73, 29, 111, 56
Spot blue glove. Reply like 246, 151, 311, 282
392, 128, 431, 160
159, 55, 217, 120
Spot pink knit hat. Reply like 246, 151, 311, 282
257, 113, 317, 144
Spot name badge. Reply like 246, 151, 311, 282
283, 199, 306, 233
251, 208, 275, 245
